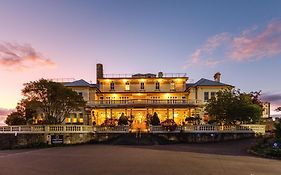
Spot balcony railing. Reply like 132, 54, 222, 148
0, 124, 265, 134
103, 73, 187, 78
88, 99, 201, 107
0, 125, 93, 134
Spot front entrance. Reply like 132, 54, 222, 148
130, 110, 148, 132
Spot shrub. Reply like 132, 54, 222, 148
118, 113, 128, 125
151, 112, 160, 126
101, 119, 117, 127
161, 119, 177, 131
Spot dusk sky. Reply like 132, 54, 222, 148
1, 0, 281, 124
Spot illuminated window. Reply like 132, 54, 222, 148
204, 92, 209, 102
70, 113, 77, 123
140, 82, 144, 90
66, 118, 71, 123
110, 81, 115, 90
170, 81, 175, 91
125, 81, 130, 91
155, 82, 160, 90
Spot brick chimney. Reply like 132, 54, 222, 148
96, 63, 103, 84
214, 72, 221, 82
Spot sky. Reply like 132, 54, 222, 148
1, 0, 281, 124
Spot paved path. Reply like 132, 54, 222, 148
0, 139, 280, 175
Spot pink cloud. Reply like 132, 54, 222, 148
0, 108, 14, 126
229, 20, 281, 60
185, 33, 230, 68
0, 42, 56, 71
185, 19, 281, 68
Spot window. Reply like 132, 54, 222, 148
125, 81, 130, 91
211, 92, 216, 98
140, 82, 145, 90
78, 92, 83, 96
110, 81, 114, 90
79, 113, 83, 123
170, 81, 175, 91
204, 92, 209, 102
155, 82, 160, 90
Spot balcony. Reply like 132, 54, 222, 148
88, 99, 202, 108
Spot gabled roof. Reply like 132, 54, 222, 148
64, 79, 93, 87
186, 78, 233, 89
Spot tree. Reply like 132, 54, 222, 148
151, 112, 160, 125
205, 90, 235, 123
5, 112, 26, 125
118, 113, 128, 125
275, 122, 281, 140
205, 89, 262, 124
11, 79, 86, 124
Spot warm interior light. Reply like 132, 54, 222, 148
176, 78, 182, 82
112, 93, 118, 98
164, 93, 170, 98
122, 79, 127, 83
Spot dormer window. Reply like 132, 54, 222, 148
110, 81, 115, 90
125, 81, 130, 91
170, 81, 175, 91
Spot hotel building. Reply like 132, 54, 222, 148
62, 64, 233, 128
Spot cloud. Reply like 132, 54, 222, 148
261, 93, 281, 102
0, 107, 14, 116
229, 20, 281, 60
261, 92, 281, 113
185, 33, 230, 68
0, 41, 56, 71
185, 19, 281, 68
0, 108, 14, 126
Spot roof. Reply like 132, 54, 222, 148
64, 79, 96, 87
186, 83, 195, 89
187, 78, 233, 88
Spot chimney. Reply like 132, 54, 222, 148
214, 72, 221, 82
96, 63, 103, 84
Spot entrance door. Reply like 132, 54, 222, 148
130, 110, 148, 132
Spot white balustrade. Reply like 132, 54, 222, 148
0, 124, 266, 134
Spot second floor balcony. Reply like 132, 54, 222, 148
88, 99, 202, 108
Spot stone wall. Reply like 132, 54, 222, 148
0, 133, 96, 149
0, 133, 45, 149
0, 132, 255, 149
